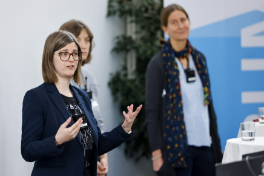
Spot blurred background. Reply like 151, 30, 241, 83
0, 0, 264, 176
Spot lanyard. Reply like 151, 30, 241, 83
177, 55, 196, 83
177, 54, 190, 70
78, 75, 93, 100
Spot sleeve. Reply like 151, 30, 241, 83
84, 70, 105, 133
83, 92, 132, 156
145, 58, 163, 152
209, 99, 223, 163
97, 124, 133, 155
92, 101, 105, 133
21, 90, 64, 162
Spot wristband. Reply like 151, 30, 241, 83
151, 154, 162, 160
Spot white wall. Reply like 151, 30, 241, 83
0, 0, 153, 175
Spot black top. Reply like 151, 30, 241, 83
61, 94, 95, 176
145, 50, 223, 163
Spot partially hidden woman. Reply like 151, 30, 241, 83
59, 20, 109, 176
21, 30, 142, 176
145, 4, 222, 176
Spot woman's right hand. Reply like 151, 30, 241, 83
55, 117, 83, 145
152, 149, 164, 172
153, 157, 164, 172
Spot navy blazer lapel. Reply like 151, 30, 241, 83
71, 86, 98, 148
44, 83, 70, 121
44, 83, 83, 148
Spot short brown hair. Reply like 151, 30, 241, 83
160, 4, 189, 27
59, 20, 94, 66
42, 30, 83, 84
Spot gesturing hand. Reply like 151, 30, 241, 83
122, 104, 142, 133
55, 117, 83, 145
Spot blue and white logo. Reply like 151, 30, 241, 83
189, 10, 264, 149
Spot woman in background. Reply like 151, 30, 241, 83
60, 20, 108, 176
145, 4, 222, 176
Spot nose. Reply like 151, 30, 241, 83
68, 54, 75, 62
178, 22, 184, 29
79, 41, 87, 50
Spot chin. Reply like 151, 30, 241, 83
174, 33, 189, 41
82, 56, 88, 61
66, 72, 76, 77
171, 35, 186, 41
65, 75, 74, 79
175, 37, 188, 41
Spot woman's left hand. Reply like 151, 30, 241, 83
97, 153, 108, 176
97, 160, 108, 176
122, 104, 142, 133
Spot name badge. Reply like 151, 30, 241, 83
185, 69, 196, 83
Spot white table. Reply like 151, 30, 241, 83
222, 137, 264, 163
237, 122, 264, 137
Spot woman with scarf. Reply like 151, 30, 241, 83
145, 4, 222, 176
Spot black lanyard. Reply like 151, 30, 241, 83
79, 75, 93, 99
178, 56, 196, 83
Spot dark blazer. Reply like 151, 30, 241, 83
21, 83, 132, 176
145, 50, 223, 176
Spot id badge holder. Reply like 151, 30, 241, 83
185, 69, 196, 83
72, 113, 88, 129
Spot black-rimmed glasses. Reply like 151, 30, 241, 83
58, 51, 82, 61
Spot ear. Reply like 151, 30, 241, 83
162, 25, 168, 35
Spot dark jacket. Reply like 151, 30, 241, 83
145, 50, 222, 175
21, 83, 132, 176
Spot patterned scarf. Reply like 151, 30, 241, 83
163, 40, 211, 167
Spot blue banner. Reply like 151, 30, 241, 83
189, 10, 264, 149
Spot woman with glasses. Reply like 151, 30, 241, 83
145, 4, 222, 176
21, 30, 142, 176
59, 20, 109, 176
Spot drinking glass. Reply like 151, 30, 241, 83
258, 107, 264, 120
240, 122, 255, 141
